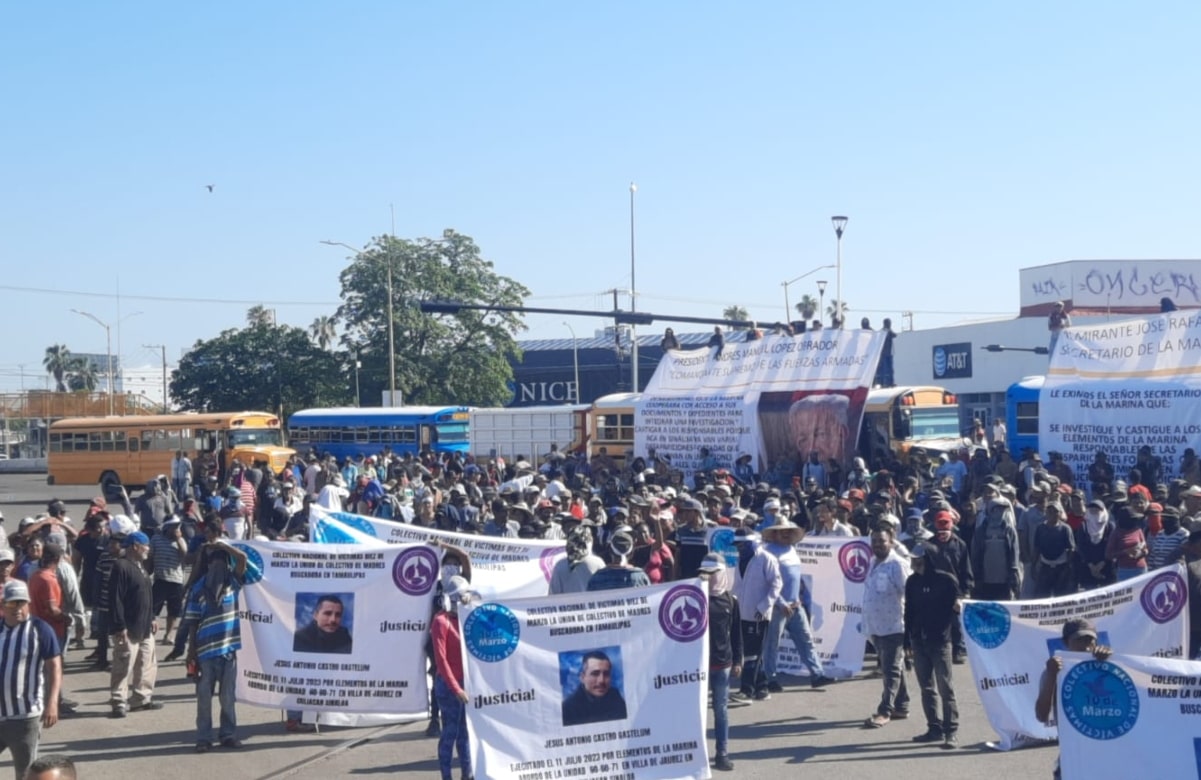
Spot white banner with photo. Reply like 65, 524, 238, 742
961, 565, 1189, 750
233, 539, 438, 715
309, 506, 566, 599
1041, 312, 1201, 479
775, 537, 872, 679
1057, 651, 1201, 778
635, 331, 884, 479
461, 581, 711, 780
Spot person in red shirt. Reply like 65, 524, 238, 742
431, 576, 475, 780
28, 544, 68, 644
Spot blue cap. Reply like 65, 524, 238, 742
122, 531, 150, 547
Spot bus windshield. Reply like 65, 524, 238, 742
434, 423, 469, 444
228, 429, 285, 448
908, 408, 962, 440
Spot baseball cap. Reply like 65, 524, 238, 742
3, 581, 29, 603
1062, 618, 1098, 643
0, 549, 14, 564
680, 498, 704, 512
122, 531, 150, 547
698, 553, 726, 574
763, 498, 781, 511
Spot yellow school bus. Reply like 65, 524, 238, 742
47, 412, 294, 488
587, 393, 640, 467
859, 386, 962, 466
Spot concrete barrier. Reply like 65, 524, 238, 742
0, 458, 47, 474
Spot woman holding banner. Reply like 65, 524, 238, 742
431, 576, 476, 780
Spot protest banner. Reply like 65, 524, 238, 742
1042, 312, 1201, 478
234, 539, 437, 715
461, 581, 711, 780
310, 506, 565, 599
775, 537, 871, 678
961, 564, 1189, 750
1057, 651, 1201, 778
635, 331, 884, 480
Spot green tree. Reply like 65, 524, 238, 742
795, 295, 818, 321
335, 230, 528, 406
170, 310, 351, 418
66, 356, 98, 391
43, 344, 72, 392
722, 305, 749, 329
246, 305, 275, 328
310, 315, 337, 350
827, 299, 849, 327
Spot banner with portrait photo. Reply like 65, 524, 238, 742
233, 539, 439, 715
461, 581, 711, 780
309, 506, 565, 599
1057, 651, 1201, 778
775, 537, 872, 679
960, 565, 1189, 750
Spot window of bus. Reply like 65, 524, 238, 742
434, 423, 468, 443
1015, 401, 1039, 437
228, 428, 284, 448
896, 407, 962, 440
597, 412, 634, 444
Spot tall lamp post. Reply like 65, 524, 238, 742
831, 216, 848, 327
71, 309, 114, 415
322, 240, 396, 405
781, 264, 836, 322
563, 322, 580, 404
629, 182, 639, 392
816, 280, 828, 327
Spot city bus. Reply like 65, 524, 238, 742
858, 385, 963, 466
286, 406, 471, 461
587, 393, 640, 467
47, 411, 293, 488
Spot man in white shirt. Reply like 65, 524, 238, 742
863, 527, 911, 728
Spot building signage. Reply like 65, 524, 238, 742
932, 342, 972, 380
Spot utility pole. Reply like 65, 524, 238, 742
143, 344, 168, 412
603, 288, 626, 391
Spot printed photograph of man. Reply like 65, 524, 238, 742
293, 593, 354, 654
560, 648, 628, 726
789, 394, 850, 466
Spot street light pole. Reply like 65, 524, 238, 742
321, 240, 396, 405
831, 216, 848, 328
629, 182, 639, 392
816, 281, 828, 327
781, 264, 836, 322
143, 343, 168, 412
564, 322, 580, 404
71, 309, 113, 416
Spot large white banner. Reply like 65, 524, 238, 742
1058, 651, 1201, 779
233, 539, 438, 715
1041, 312, 1201, 478
636, 331, 884, 478
961, 565, 1189, 750
461, 581, 711, 780
309, 506, 566, 599
776, 537, 871, 678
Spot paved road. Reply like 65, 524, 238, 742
0, 474, 1059, 779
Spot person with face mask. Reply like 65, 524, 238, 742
730, 528, 781, 702
699, 553, 741, 772
1147, 506, 1188, 569
925, 512, 972, 663
430, 576, 476, 780
969, 497, 1020, 600
586, 531, 651, 592
549, 527, 605, 595
424, 540, 473, 739
1074, 500, 1114, 590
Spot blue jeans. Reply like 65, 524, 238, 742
196, 653, 238, 743
764, 605, 824, 679
434, 676, 470, 780
709, 667, 731, 757
1117, 567, 1144, 582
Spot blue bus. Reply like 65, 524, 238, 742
287, 406, 472, 461
1005, 376, 1044, 456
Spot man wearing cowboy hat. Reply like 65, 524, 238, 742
760, 519, 829, 692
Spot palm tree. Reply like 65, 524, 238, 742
43, 344, 72, 392
246, 305, 275, 328
722, 305, 749, 330
310, 315, 337, 350
66, 356, 98, 392
795, 295, 818, 321
826, 299, 849, 328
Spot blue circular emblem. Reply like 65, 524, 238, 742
232, 543, 264, 585
709, 528, 738, 568
330, 512, 380, 538
933, 346, 947, 378
963, 601, 1011, 650
463, 603, 520, 663
313, 518, 360, 544
1061, 660, 1140, 740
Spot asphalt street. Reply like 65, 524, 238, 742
0, 473, 1058, 780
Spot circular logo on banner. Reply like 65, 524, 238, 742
963, 601, 1011, 649
330, 512, 380, 538
709, 528, 739, 568
1140, 571, 1187, 624
540, 547, 565, 583
933, 346, 948, 378
1061, 660, 1140, 740
232, 543, 264, 585
392, 547, 439, 596
838, 540, 872, 583
658, 584, 708, 642
464, 603, 520, 662
314, 519, 360, 545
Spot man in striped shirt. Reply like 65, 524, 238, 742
185, 538, 249, 752
0, 580, 61, 779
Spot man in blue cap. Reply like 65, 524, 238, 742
107, 531, 161, 718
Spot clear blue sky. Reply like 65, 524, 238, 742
3, 1, 1199, 391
